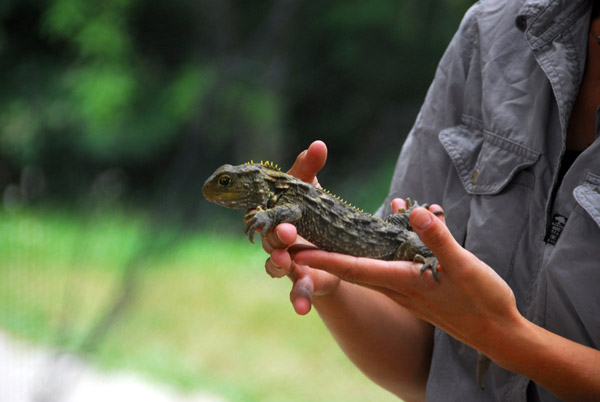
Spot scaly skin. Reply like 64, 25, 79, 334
202, 162, 439, 280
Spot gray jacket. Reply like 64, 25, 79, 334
378, 0, 599, 400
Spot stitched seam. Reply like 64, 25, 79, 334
461, 114, 484, 131
535, 48, 567, 128
528, 0, 589, 49
565, 24, 584, 80
482, 130, 540, 160
506, 182, 535, 284
439, 128, 475, 192
463, 2, 480, 74
584, 172, 600, 186
525, 0, 553, 48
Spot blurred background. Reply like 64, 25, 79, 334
0, 0, 473, 401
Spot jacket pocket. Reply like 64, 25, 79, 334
439, 120, 540, 195
438, 119, 540, 282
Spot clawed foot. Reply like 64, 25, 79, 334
396, 198, 423, 214
244, 207, 274, 243
414, 254, 440, 282
396, 198, 444, 218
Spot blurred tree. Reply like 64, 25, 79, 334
285, 0, 474, 187
1, 2, 477, 399
0, 0, 473, 215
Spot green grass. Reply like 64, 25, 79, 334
0, 208, 400, 401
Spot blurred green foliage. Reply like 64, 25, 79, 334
0, 2, 476, 399
0, 0, 474, 214
0, 207, 401, 401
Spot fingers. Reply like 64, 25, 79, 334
391, 198, 407, 213
292, 249, 424, 292
289, 265, 314, 315
391, 198, 445, 224
409, 207, 464, 272
262, 223, 297, 253
265, 249, 291, 278
287, 140, 327, 186
260, 223, 317, 314
263, 223, 297, 278
265, 251, 316, 315
428, 204, 446, 224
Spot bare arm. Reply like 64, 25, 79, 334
313, 281, 433, 401
261, 141, 433, 401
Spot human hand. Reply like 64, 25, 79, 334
291, 203, 521, 356
261, 141, 342, 315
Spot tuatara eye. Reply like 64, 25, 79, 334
218, 175, 231, 186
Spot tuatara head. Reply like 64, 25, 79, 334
203, 163, 273, 209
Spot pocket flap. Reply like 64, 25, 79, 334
573, 173, 600, 229
439, 123, 540, 195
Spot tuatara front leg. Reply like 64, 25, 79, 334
244, 205, 302, 243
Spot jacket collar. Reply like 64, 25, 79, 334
516, 0, 591, 49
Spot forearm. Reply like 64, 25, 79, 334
484, 313, 600, 401
313, 280, 434, 402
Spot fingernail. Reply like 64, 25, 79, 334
275, 229, 284, 244
269, 257, 281, 269
412, 209, 433, 230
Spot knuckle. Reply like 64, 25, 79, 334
340, 256, 362, 284
262, 233, 284, 252
423, 224, 451, 249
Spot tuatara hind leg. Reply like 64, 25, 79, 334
394, 198, 445, 231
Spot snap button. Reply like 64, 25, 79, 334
471, 169, 480, 185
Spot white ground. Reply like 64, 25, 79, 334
0, 332, 225, 402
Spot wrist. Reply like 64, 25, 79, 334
482, 310, 569, 380
485, 313, 600, 400
481, 311, 535, 372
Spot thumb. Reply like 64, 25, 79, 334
287, 140, 327, 185
409, 207, 464, 268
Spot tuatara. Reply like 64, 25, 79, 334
202, 161, 439, 279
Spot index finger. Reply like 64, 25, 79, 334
262, 223, 297, 253
292, 249, 428, 291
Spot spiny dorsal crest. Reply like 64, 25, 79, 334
319, 186, 368, 215
244, 160, 281, 172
